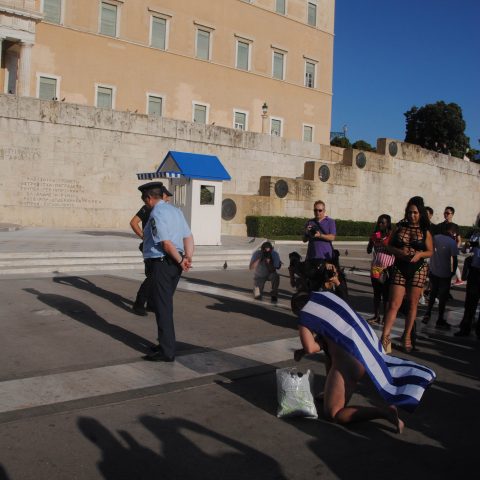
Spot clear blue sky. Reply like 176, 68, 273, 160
331, 0, 480, 149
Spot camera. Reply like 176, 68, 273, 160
308, 227, 319, 238
262, 249, 272, 260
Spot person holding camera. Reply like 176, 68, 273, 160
249, 241, 281, 303
303, 200, 336, 261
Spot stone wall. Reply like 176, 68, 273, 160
0, 95, 478, 235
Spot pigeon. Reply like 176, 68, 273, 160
248, 237, 256, 243
223, 261, 228, 270
349, 266, 356, 272
61, 97, 66, 101
345, 249, 349, 256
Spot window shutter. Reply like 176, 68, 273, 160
148, 96, 163, 116
194, 105, 207, 124
101, 3, 117, 36
197, 30, 210, 60
44, 0, 61, 23
237, 42, 249, 70
97, 87, 113, 108
39, 77, 57, 100
151, 17, 166, 49
273, 52, 284, 79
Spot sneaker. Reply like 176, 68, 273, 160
434, 298, 439, 305
453, 279, 464, 286
435, 321, 451, 330
271, 295, 278, 303
253, 286, 261, 299
418, 296, 426, 305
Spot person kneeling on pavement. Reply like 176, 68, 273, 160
249, 241, 281, 303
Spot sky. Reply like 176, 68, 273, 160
331, 0, 480, 149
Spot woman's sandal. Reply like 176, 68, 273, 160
381, 334, 392, 354
403, 335, 413, 353
367, 316, 380, 325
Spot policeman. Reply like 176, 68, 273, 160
129, 182, 171, 316
141, 182, 194, 362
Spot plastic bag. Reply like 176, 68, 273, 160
276, 367, 318, 419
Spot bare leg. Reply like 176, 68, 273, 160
334, 405, 404, 434
405, 286, 422, 338
382, 284, 406, 337
323, 368, 404, 433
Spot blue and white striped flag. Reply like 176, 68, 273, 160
300, 291, 436, 412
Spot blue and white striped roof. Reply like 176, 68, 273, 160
136, 171, 182, 180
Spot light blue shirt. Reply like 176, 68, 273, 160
143, 201, 192, 259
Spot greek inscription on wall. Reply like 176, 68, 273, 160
20, 177, 102, 208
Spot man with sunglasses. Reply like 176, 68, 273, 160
303, 200, 336, 261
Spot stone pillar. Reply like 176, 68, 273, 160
17, 42, 34, 97
0, 38, 3, 67
261, 113, 268, 134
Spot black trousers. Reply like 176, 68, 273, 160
459, 267, 480, 335
426, 273, 451, 322
135, 260, 153, 307
149, 258, 182, 358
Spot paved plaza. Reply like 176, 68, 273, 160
0, 229, 478, 479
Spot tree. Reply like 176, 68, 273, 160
352, 140, 375, 152
330, 136, 351, 148
404, 101, 469, 158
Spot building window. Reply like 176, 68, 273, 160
271, 118, 283, 137
43, 0, 62, 24
193, 103, 208, 124
196, 29, 211, 60
305, 61, 316, 88
307, 2, 317, 27
303, 125, 313, 142
38, 76, 57, 100
151, 16, 167, 49
276, 0, 286, 14
272, 51, 285, 80
234, 111, 247, 130
96, 85, 113, 108
236, 40, 250, 71
200, 185, 215, 205
148, 95, 163, 116
100, 2, 118, 37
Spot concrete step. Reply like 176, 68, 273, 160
0, 250, 252, 275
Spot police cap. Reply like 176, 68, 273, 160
138, 181, 164, 192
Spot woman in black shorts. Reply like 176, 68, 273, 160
381, 197, 433, 353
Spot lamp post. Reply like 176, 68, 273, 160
261, 101, 268, 134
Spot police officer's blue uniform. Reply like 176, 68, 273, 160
143, 199, 192, 360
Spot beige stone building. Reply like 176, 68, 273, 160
0, 0, 335, 144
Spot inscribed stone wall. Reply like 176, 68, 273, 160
0, 95, 478, 234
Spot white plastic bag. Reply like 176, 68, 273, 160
276, 367, 318, 419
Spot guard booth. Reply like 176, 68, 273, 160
137, 151, 231, 245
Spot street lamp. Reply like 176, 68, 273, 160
261, 101, 268, 133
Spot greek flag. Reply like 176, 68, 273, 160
300, 291, 436, 412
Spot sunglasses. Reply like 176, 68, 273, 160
314, 208, 324, 212
444, 211, 452, 215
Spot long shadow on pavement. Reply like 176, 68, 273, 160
0, 465, 11, 480
77, 416, 287, 480
53, 276, 134, 313
24, 288, 153, 353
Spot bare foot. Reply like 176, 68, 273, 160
388, 406, 404, 434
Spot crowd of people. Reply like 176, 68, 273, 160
128, 186, 477, 432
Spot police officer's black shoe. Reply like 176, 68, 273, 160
271, 296, 278, 303
149, 344, 162, 353
142, 351, 175, 362
132, 303, 147, 316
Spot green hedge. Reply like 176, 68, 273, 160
246, 215, 473, 239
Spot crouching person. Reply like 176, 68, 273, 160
249, 241, 281, 303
